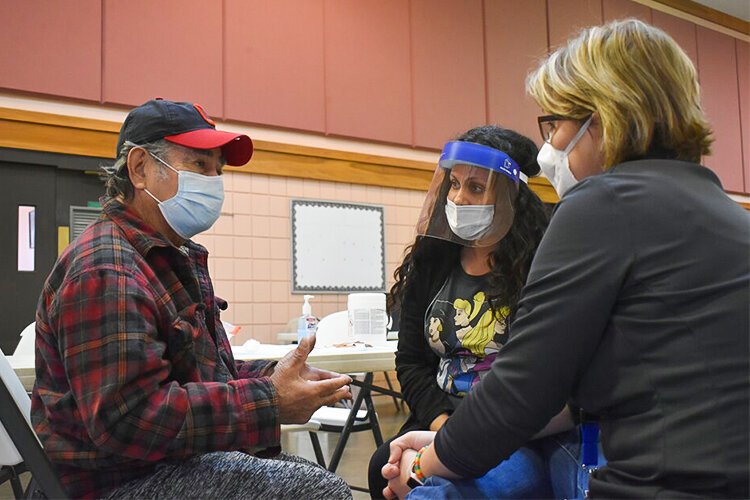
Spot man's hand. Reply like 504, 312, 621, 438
270, 334, 352, 424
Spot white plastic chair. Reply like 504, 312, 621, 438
14, 323, 36, 357
283, 389, 379, 493
280, 420, 326, 467
0, 348, 65, 498
0, 347, 29, 497
286, 311, 383, 491
317, 311, 403, 412
313, 310, 349, 347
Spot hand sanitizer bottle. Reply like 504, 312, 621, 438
297, 295, 319, 342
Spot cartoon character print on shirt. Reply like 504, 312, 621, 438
454, 292, 503, 358
428, 316, 446, 355
491, 309, 510, 349
428, 291, 510, 396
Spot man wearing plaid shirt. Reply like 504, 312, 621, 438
31, 99, 353, 499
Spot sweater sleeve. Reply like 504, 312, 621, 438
434, 180, 633, 477
396, 270, 455, 428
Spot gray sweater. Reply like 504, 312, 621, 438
435, 159, 749, 498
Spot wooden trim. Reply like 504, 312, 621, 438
247, 139, 436, 172
0, 107, 119, 158
230, 148, 434, 189
529, 177, 559, 204
0, 106, 439, 185
0, 106, 562, 202
643, 0, 750, 37
7, 106, 749, 210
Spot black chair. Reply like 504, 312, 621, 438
0, 349, 66, 499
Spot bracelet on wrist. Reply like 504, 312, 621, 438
411, 444, 430, 483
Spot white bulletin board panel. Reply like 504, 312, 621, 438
291, 199, 386, 293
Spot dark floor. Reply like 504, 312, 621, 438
0, 395, 410, 500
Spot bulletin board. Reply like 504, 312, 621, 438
291, 199, 386, 293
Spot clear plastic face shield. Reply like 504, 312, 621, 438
416, 141, 526, 248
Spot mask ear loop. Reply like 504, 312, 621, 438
141, 152, 179, 204
149, 152, 180, 175
563, 115, 594, 154
143, 188, 163, 204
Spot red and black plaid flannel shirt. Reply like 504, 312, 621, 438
32, 196, 280, 499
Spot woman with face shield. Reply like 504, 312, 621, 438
368, 125, 580, 498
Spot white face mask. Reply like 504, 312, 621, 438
444, 199, 495, 241
537, 116, 593, 198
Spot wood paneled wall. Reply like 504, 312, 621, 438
0, 106, 561, 204
0, 0, 748, 193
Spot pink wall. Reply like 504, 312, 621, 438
324, 0, 413, 145
0, 0, 101, 101
485, 0, 548, 143
224, 0, 326, 132
697, 26, 744, 192
102, 0, 223, 112
738, 40, 750, 193
548, 0, 603, 49
0, 0, 748, 193
410, 0, 486, 148
603, 0, 651, 23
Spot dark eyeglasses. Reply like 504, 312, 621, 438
537, 115, 566, 143
537, 115, 592, 143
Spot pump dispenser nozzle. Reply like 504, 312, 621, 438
302, 295, 314, 315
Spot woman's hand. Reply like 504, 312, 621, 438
381, 431, 437, 499
382, 448, 418, 499
386, 431, 436, 469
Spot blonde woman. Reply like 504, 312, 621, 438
382, 19, 749, 499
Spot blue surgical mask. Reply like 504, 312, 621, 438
144, 153, 224, 240
444, 199, 495, 241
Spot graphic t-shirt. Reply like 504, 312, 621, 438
425, 266, 510, 396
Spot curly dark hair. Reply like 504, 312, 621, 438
389, 125, 549, 318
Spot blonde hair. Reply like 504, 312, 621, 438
527, 19, 713, 168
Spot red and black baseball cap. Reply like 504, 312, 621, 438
117, 98, 253, 166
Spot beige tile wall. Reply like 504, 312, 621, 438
193, 171, 426, 345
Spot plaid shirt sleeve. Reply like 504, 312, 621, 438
50, 266, 280, 462
236, 359, 277, 379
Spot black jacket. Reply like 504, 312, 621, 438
435, 160, 750, 498
395, 247, 457, 429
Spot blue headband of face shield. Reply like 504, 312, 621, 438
438, 141, 526, 184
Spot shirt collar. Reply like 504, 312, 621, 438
101, 195, 177, 256
101, 196, 211, 260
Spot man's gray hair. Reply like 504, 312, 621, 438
102, 140, 173, 200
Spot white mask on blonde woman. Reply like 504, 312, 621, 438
537, 116, 593, 198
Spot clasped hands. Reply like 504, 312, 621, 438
381, 431, 437, 499
270, 334, 353, 424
